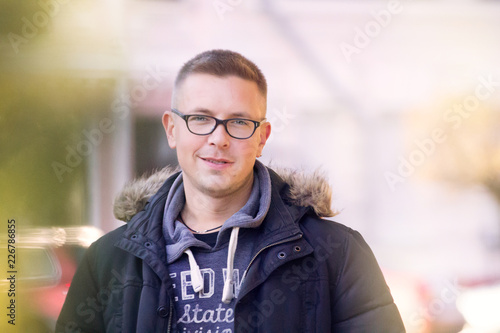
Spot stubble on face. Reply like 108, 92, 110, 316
168, 74, 269, 201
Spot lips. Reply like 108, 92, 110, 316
205, 159, 227, 164
200, 157, 233, 165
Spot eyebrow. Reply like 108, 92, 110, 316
189, 108, 252, 119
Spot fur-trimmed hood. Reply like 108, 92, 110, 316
113, 165, 337, 223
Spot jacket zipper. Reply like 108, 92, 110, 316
241, 232, 303, 283
166, 299, 173, 333
125, 191, 173, 332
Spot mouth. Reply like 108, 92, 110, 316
200, 157, 232, 165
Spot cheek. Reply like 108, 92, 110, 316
175, 136, 203, 161
176, 131, 200, 149
237, 141, 260, 159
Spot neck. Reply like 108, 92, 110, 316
181, 174, 254, 232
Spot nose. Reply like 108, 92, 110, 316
207, 122, 230, 147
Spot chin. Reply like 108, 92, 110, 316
199, 184, 234, 198
199, 176, 244, 197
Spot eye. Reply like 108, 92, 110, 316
229, 119, 251, 127
189, 115, 211, 122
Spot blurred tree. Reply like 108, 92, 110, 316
0, 0, 120, 227
0, 72, 117, 227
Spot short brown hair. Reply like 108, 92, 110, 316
174, 49, 267, 98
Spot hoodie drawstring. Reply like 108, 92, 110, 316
222, 227, 240, 304
183, 227, 240, 303
184, 248, 204, 292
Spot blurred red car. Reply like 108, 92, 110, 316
1, 226, 103, 332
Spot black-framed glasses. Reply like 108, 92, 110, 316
171, 108, 266, 140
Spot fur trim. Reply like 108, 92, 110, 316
113, 165, 337, 222
273, 167, 338, 218
113, 165, 179, 222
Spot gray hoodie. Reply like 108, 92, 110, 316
161, 160, 272, 333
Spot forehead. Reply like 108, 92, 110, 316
175, 73, 266, 118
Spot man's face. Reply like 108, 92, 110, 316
163, 74, 271, 198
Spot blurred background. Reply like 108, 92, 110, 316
1, 0, 500, 332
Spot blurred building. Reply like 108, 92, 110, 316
2, 0, 500, 332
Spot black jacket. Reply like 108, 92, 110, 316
56, 167, 405, 332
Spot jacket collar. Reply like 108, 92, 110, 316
113, 164, 337, 224
113, 165, 337, 274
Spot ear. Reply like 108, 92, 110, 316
256, 121, 271, 156
162, 111, 177, 149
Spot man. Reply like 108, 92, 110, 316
57, 49, 405, 332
